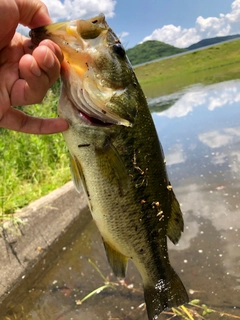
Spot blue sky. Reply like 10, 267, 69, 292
27, 0, 240, 48
110, 0, 234, 48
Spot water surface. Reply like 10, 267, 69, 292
2, 79, 240, 319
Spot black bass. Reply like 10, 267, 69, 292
30, 14, 188, 319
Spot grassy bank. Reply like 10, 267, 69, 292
1, 40, 240, 218
135, 39, 240, 98
0, 87, 70, 218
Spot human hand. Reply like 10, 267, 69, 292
0, 0, 69, 134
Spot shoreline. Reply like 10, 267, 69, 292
0, 182, 88, 311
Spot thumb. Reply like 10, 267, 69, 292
0, 0, 52, 50
17, 0, 52, 28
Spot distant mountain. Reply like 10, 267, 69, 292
126, 34, 240, 66
126, 40, 186, 65
187, 34, 240, 50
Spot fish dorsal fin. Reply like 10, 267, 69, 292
69, 153, 88, 195
103, 239, 128, 279
167, 186, 184, 245
95, 139, 129, 196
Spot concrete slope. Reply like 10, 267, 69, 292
0, 182, 87, 303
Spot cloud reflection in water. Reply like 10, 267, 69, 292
151, 80, 240, 118
151, 80, 240, 282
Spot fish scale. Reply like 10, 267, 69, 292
30, 13, 188, 320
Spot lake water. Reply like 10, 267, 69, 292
2, 79, 240, 319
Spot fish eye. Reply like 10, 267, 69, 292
113, 43, 126, 58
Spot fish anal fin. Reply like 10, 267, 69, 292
103, 239, 128, 279
167, 186, 184, 245
144, 267, 189, 319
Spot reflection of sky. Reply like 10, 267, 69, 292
151, 80, 240, 118
151, 80, 240, 281
198, 127, 240, 148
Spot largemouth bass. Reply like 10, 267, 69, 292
30, 14, 188, 319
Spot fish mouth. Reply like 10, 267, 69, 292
59, 68, 123, 128
30, 14, 134, 128
75, 108, 113, 127
70, 92, 113, 127
65, 69, 129, 127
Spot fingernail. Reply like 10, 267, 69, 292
30, 58, 41, 77
43, 48, 55, 68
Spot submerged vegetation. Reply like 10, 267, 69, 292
1, 39, 240, 218
76, 259, 240, 320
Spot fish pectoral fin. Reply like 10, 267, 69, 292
167, 186, 184, 245
103, 239, 128, 279
96, 139, 129, 196
69, 153, 88, 195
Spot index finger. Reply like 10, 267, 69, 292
0, 107, 69, 134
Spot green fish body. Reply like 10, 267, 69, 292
31, 14, 188, 319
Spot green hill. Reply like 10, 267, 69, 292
187, 34, 240, 50
125, 34, 240, 66
126, 40, 186, 65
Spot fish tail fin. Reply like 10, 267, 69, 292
143, 267, 188, 320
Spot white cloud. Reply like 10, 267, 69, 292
169, 181, 240, 253
142, 0, 240, 47
143, 25, 200, 48
17, 0, 116, 35
198, 130, 233, 148
154, 80, 240, 119
165, 144, 186, 166
17, 25, 29, 36
198, 126, 240, 149
161, 88, 207, 118
41, 0, 116, 21
117, 31, 130, 42
208, 85, 240, 111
